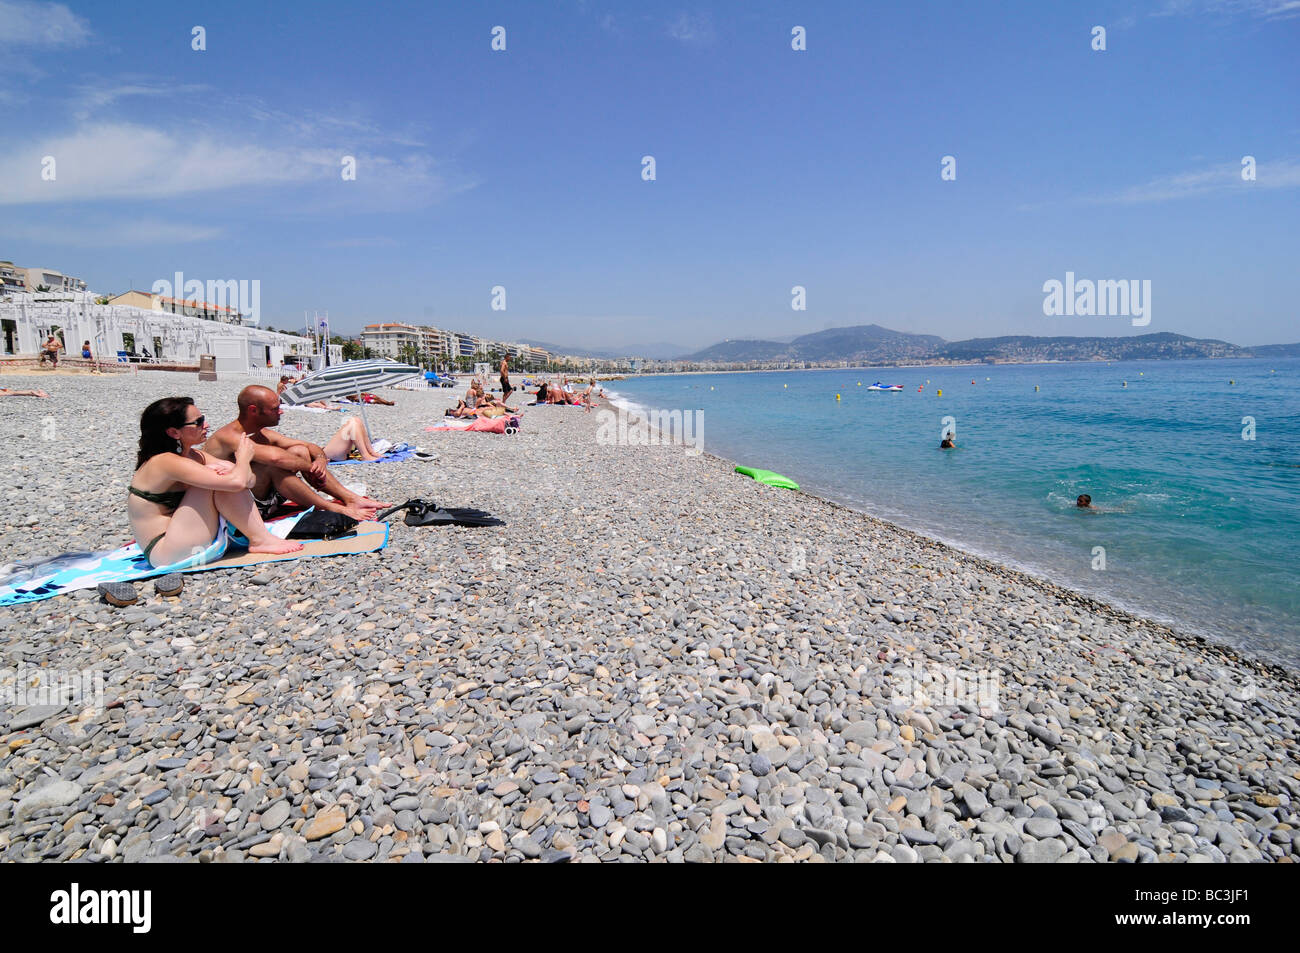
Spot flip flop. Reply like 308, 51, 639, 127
154, 573, 184, 598
98, 581, 138, 607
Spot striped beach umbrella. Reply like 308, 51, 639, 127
281, 359, 423, 431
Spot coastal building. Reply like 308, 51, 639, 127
107, 290, 244, 324
420, 326, 450, 358
0, 261, 26, 296
448, 331, 478, 358
0, 293, 310, 367
21, 266, 86, 295
359, 322, 424, 359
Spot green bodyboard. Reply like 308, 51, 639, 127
735, 465, 799, 490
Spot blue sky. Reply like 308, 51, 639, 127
2, 0, 1297, 351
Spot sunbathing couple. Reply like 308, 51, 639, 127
449, 379, 518, 418
534, 378, 602, 410
128, 386, 392, 570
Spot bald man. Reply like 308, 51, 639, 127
205, 385, 389, 521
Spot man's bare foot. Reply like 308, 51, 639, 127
337, 504, 374, 521
247, 537, 305, 555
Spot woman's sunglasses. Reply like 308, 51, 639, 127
182, 415, 206, 429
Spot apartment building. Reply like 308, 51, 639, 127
22, 266, 87, 294
107, 290, 244, 324
0, 261, 26, 296
359, 322, 422, 359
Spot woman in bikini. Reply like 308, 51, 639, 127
129, 397, 302, 568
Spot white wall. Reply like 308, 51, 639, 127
0, 296, 312, 364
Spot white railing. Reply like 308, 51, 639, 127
214, 367, 292, 382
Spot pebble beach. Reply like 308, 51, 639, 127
1, 371, 1297, 863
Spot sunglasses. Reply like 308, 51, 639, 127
181, 415, 206, 429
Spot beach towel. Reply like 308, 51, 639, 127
328, 441, 430, 465
0, 511, 389, 606
426, 417, 511, 434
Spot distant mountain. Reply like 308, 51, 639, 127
789, 324, 946, 362
517, 338, 688, 360
526, 325, 1300, 366
934, 332, 1243, 363
1243, 342, 1300, 359
682, 338, 793, 362
682, 324, 944, 362
679, 326, 1266, 365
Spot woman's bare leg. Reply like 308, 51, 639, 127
213, 489, 303, 554
146, 485, 221, 567
324, 417, 380, 460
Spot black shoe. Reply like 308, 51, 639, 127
154, 573, 183, 598
98, 582, 138, 607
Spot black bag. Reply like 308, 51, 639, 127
286, 510, 359, 539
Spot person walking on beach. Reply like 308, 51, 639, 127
39, 334, 62, 368
499, 356, 514, 403
128, 397, 303, 568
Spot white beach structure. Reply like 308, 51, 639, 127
0, 293, 314, 371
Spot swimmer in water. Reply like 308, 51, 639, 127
940, 432, 956, 449
1077, 494, 1093, 508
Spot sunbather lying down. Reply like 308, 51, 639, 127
532, 381, 599, 409
344, 392, 395, 406
0, 388, 50, 398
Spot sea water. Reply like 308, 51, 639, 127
608, 358, 1300, 669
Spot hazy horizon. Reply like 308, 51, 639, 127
2, 0, 1297, 348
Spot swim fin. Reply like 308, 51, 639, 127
374, 498, 503, 527
405, 504, 504, 527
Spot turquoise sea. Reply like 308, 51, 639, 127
607, 358, 1300, 669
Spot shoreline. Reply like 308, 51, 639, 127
620, 354, 1285, 378
601, 395, 1297, 683
1, 372, 1296, 863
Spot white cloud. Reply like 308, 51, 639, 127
1151, 0, 1300, 18
0, 123, 325, 203
0, 0, 91, 46
1018, 157, 1300, 210
7, 220, 225, 246
0, 122, 468, 208
667, 12, 714, 44
70, 82, 210, 120
1094, 157, 1300, 204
